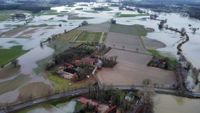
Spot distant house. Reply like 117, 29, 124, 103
111, 19, 116, 24
150, 14, 158, 20
125, 92, 135, 102
81, 21, 88, 26
78, 97, 117, 113
12, 13, 26, 20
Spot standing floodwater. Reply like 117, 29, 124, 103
154, 94, 200, 113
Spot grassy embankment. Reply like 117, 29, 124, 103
0, 46, 28, 67
148, 49, 178, 68
115, 12, 149, 17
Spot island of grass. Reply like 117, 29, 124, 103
110, 24, 148, 36
115, 12, 149, 17
0, 45, 28, 67
148, 49, 177, 69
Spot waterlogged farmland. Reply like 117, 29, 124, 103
0, 2, 200, 113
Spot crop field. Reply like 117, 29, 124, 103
75, 31, 102, 43
55, 30, 105, 43
55, 30, 83, 43
110, 24, 148, 36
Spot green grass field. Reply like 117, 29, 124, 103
115, 12, 149, 17
47, 72, 90, 93
0, 45, 27, 66
76, 31, 102, 42
110, 24, 147, 36
54, 30, 83, 43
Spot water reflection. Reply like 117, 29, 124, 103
154, 94, 200, 113
18, 46, 54, 75
20, 100, 77, 113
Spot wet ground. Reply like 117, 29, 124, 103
97, 49, 176, 86
154, 94, 200, 113
18, 100, 77, 113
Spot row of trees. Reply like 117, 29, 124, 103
87, 79, 155, 113
46, 45, 95, 70
101, 56, 117, 68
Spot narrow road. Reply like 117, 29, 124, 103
99, 32, 105, 43
0, 88, 90, 113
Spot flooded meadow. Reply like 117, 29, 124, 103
1, 2, 200, 113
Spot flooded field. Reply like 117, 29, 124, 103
154, 94, 200, 113
18, 100, 77, 113
0, 2, 200, 111
97, 49, 176, 86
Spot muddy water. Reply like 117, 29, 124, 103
154, 94, 200, 113
18, 100, 77, 113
